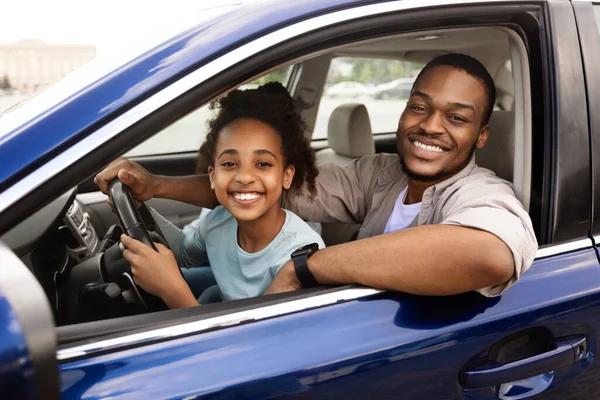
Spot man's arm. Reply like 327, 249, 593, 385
94, 157, 219, 208
265, 224, 514, 296
283, 156, 385, 223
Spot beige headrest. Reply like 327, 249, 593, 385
327, 103, 375, 158
495, 64, 513, 96
476, 110, 515, 182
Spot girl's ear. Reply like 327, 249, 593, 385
282, 165, 295, 190
208, 166, 216, 190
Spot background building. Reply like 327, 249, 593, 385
0, 39, 95, 92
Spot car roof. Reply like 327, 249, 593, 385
0, 0, 367, 189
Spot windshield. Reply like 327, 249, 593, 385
0, 1, 242, 137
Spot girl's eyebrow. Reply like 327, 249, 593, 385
254, 149, 277, 159
217, 149, 237, 159
217, 149, 278, 159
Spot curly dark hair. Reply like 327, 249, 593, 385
197, 82, 318, 195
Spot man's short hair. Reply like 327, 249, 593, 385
413, 53, 497, 125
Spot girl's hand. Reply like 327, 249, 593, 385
120, 234, 198, 308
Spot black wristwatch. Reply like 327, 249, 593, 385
291, 243, 320, 288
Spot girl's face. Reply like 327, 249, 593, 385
208, 118, 295, 223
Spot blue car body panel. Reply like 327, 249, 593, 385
0, 0, 364, 188
60, 250, 600, 399
0, 290, 36, 400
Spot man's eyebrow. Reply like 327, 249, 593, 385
411, 90, 476, 115
450, 102, 476, 114
255, 149, 278, 159
217, 149, 238, 159
411, 90, 431, 101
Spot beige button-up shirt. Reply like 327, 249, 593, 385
283, 154, 538, 297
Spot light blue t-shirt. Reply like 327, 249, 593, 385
152, 206, 325, 301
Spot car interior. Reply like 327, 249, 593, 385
0, 25, 533, 346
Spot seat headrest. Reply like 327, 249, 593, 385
327, 103, 375, 158
476, 110, 515, 182
495, 65, 513, 97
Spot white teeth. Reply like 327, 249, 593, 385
412, 140, 445, 153
233, 192, 260, 200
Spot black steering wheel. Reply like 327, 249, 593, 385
107, 179, 170, 312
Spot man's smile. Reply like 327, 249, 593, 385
411, 139, 446, 153
406, 136, 454, 161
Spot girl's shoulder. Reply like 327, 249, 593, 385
203, 206, 236, 229
281, 209, 326, 248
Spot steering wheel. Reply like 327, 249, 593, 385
107, 179, 169, 312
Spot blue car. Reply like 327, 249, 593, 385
2, 0, 600, 398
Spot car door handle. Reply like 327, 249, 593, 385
461, 336, 587, 389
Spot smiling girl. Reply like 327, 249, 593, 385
119, 83, 325, 308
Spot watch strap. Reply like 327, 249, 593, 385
292, 244, 319, 288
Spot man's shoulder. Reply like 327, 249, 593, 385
355, 153, 400, 170
465, 164, 514, 191
342, 153, 402, 182
445, 164, 519, 204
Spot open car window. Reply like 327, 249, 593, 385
124, 66, 291, 157
313, 57, 422, 139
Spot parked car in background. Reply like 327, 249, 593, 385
2, 0, 600, 399
373, 78, 414, 99
324, 81, 370, 98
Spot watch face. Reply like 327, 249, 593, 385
292, 242, 319, 257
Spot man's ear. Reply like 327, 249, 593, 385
208, 166, 216, 190
475, 124, 490, 150
283, 165, 295, 190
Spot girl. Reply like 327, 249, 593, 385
120, 83, 325, 308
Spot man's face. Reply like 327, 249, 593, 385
397, 66, 490, 182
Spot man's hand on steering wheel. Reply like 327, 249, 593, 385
120, 234, 198, 309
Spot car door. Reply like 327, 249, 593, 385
52, 1, 600, 399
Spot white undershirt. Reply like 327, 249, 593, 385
383, 186, 421, 234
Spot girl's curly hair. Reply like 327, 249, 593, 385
197, 82, 318, 196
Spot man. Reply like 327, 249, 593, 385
95, 53, 537, 298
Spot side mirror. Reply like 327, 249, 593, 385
0, 241, 59, 400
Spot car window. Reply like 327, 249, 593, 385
124, 66, 291, 157
313, 57, 423, 139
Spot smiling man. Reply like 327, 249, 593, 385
258, 53, 538, 297
96, 53, 538, 298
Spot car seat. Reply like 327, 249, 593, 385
475, 110, 515, 183
315, 103, 375, 245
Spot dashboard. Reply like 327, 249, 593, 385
1, 188, 99, 262
0, 188, 119, 325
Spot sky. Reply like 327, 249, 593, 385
1, 0, 243, 58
